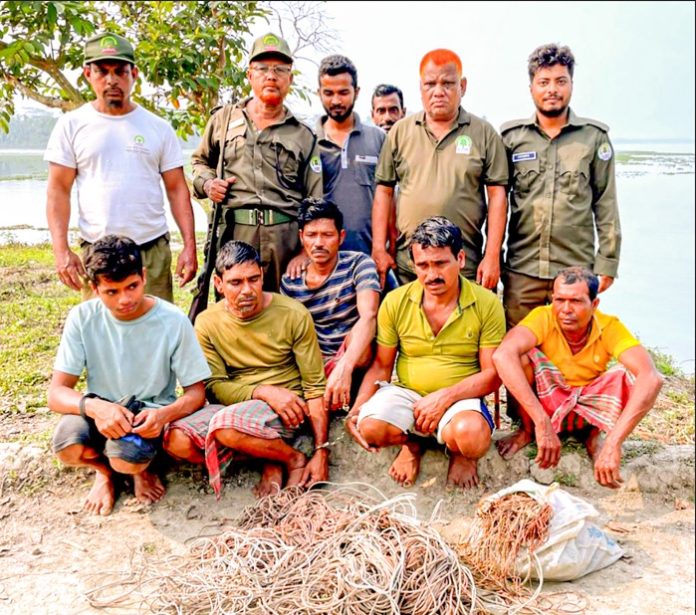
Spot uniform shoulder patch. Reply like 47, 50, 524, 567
309, 155, 322, 173
597, 142, 613, 161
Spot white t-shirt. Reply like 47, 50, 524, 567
44, 103, 184, 245
54, 297, 211, 408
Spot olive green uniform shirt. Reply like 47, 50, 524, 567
191, 97, 323, 215
375, 107, 509, 279
501, 109, 621, 279
194, 294, 326, 405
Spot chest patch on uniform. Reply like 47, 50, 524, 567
455, 135, 472, 155
228, 117, 245, 130
512, 151, 537, 162
310, 155, 322, 173
597, 142, 613, 161
355, 154, 378, 164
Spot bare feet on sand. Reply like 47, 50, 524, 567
495, 429, 533, 460
446, 453, 480, 490
253, 463, 283, 498
84, 473, 116, 516
584, 427, 602, 460
388, 440, 422, 487
133, 470, 165, 504
285, 452, 308, 488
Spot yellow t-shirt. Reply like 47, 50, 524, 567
377, 277, 505, 395
520, 305, 640, 387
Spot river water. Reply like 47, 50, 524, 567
1, 144, 694, 372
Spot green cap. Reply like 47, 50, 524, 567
84, 32, 135, 65
248, 32, 293, 64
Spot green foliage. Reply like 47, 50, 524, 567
554, 472, 578, 487
648, 347, 683, 377
0, 1, 268, 137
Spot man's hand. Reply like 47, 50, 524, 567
598, 275, 615, 293
175, 244, 198, 287
372, 248, 396, 289
476, 253, 500, 290
534, 418, 562, 469
594, 443, 624, 488
90, 400, 135, 440
132, 407, 167, 439
55, 249, 87, 291
413, 389, 451, 434
204, 177, 236, 203
253, 385, 307, 429
300, 449, 329, 487
286, 253, 311, 279
345, 412, 379, 453
325, 362, 352, 411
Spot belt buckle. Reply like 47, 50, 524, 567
253, 208, 264, 225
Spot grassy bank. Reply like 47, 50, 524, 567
0, 241, 693, 445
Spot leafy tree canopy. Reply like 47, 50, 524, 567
0, 0, 269, 137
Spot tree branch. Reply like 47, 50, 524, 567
0, 72, 80, 111
0, 40, 83, 104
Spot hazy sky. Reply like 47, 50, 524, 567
270, 1, 695, 141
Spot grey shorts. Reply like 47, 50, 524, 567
52, 414, 160, 465
356, 383, 494, 444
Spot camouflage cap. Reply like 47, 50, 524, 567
84, 32, 135, 65
248, 32, 293, 64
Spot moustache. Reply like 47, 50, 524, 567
425, 279, 445, 285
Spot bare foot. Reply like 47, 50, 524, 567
253, 463, 283, 498
495, 429, 533, 460
388, 440, 422, 487
133, 470, 166, 504
285, 451, 308, 488
446, 453, 480, 490
584, 427, 602, 460
83, 472, 116, 516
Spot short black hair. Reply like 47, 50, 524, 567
297, 197, 344, 232
84, 235, 143, 284
528, 43, 575, 81
318, 54, 358, 88
555, 266, 599, 300
215, 240, 261, 276
371, 83, 404, 109
408, 216, 463, 259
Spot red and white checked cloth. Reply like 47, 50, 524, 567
529, 348, 635, 434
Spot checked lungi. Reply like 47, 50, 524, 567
529, 348, 635, 434
168, 401, 296, 498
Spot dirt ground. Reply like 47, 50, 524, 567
0, 412, 694, 615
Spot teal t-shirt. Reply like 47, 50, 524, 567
54, 297, 211, 407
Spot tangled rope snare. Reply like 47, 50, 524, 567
84, 483, 584, 614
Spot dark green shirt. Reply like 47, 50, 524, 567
501, 109, 620, 279
191, 97, 323, 215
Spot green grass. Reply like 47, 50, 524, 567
0, 240, 197, 415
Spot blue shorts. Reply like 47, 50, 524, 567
52, 415, 160, 465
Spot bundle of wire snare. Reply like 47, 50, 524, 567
86, 484, 484, 615
457, 491, 553, 591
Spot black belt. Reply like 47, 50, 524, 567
232, 208, 293, 226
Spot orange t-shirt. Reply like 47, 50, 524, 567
520, 306, 640, 387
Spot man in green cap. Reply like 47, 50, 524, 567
44, 32, 198, 302
192, 32, 323, 294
